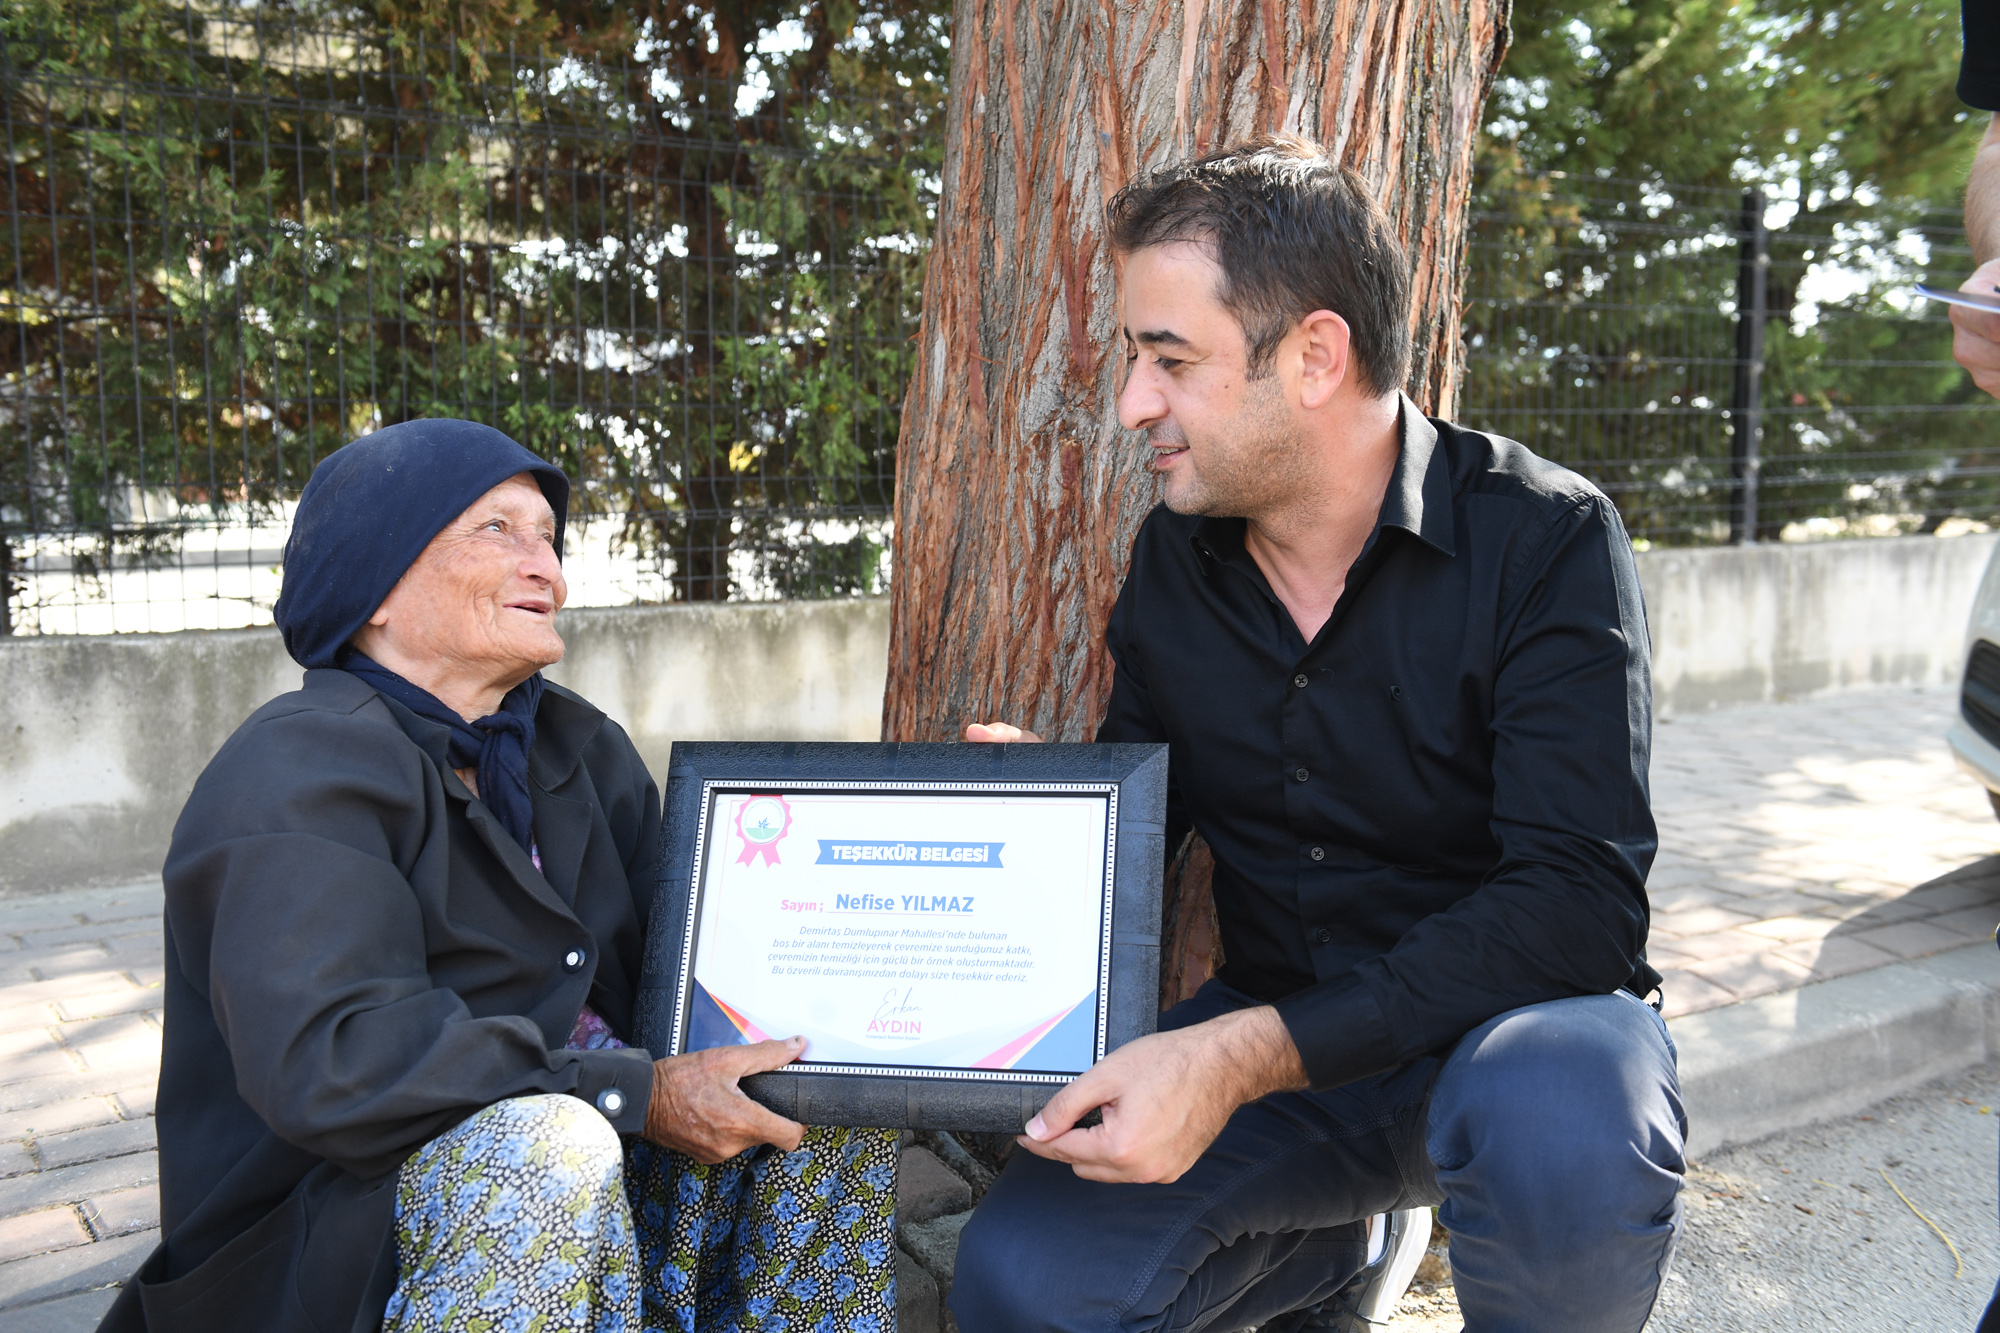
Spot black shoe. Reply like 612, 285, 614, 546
1293, 1208, 1434, 1331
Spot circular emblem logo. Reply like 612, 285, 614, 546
740, 797, 788, 845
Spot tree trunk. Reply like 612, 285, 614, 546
883, 0, 1511, 745
1158, 831, 1222, 1009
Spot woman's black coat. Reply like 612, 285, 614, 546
99, 668, 661, 1333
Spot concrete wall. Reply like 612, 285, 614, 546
545, 600, 890, 779
0, 599, 889, 895
1637, 533, 1998, 716
6, 532, 1998, 893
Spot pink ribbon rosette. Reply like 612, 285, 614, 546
733, 794, 793, 866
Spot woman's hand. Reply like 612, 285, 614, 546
643, 1036, 808, 1162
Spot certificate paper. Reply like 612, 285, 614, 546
674, 784, 1116, 1080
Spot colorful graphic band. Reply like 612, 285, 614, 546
687, 979, 1098, 1074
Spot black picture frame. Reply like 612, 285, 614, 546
634, 741, 1169, 1132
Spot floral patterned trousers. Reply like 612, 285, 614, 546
381, 1094, 898, 1333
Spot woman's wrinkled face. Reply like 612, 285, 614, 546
360, 473, 567, 685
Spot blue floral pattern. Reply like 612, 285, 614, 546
381, 1097, 896, 1333
627, 1128, 898, 1332
383, 1095, 637, 1333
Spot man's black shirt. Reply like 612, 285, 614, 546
1965, 0, 1999, 111
1096, 399, 1660, 1092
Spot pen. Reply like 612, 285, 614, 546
1915, 282, 2000, 313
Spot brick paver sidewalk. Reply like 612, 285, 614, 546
1648, 688, 2000, 1018
0, 883, 167, 1330
4, 686, 1998, 1327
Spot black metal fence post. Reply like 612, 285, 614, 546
1730, 188, 1769, 544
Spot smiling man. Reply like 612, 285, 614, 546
949, 138, 1685, 1333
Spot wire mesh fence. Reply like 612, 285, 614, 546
1, 6, 937, 634
1459, 176, 1997, 547
2, 7, 1994, 635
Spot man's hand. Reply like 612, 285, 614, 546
1017, 1006, 1307, 1184
964, 721, 1043, 743
643, 1035, 808, 1162
1951, 257, 2000, 401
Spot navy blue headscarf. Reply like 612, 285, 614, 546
274, 419, 570, 852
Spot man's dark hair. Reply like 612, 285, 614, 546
1106, 135, 1411, 395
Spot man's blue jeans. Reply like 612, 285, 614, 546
949, 981, 1686, 1333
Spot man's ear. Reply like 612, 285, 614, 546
1294, 310, 1352, 410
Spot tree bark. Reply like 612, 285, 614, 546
1158, 831, 1222, 1008
883, 0, 1511, 745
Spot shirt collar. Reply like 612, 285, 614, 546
1189, 393, 1457, 568
1381, 393, 1457, 558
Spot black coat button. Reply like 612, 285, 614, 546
1294, 767, 1310, 783
563, 948, 587, 973
1293, 674, 1309, 689
1313, 927, 1332, 944
1388, 684, 1404, 701
1309, 846, 1325, 861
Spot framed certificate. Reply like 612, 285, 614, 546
634, 742, 1169, 1131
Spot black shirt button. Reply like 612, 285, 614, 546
1294, 767, 1310, 783
1313, 927, 1332, 944
1293, 674, 1309, 689
1309, 846, 1325, 861
1388, 684, 1405, 701
563, 948, 587, 973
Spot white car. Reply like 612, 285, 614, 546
1947, 546, 2000, 818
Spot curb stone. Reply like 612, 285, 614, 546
896, 1246, 939, 1333
897, 1145, 973, 1226
1670, 941, 2000, 1158
898, 1207, 972, 1333
895, 1133, 992, 1332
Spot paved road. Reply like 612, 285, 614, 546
1651, 1061, 2000, 1332
1384, 1061, 2000, 1332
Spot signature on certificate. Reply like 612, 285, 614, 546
874, 987, 922, 1022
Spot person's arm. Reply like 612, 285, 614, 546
1269, 493, 1655, 1091
645, 1038, 806, 1161
1017, 1003, 1303, 1183
1026, 491, 1655, 1185
1970, 115, 2000, 265
170, 704, 799, 1178
582, 718, 807, 1162
1954, 116, 2000, 399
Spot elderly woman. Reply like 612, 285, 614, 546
100, 421, 897, 1333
